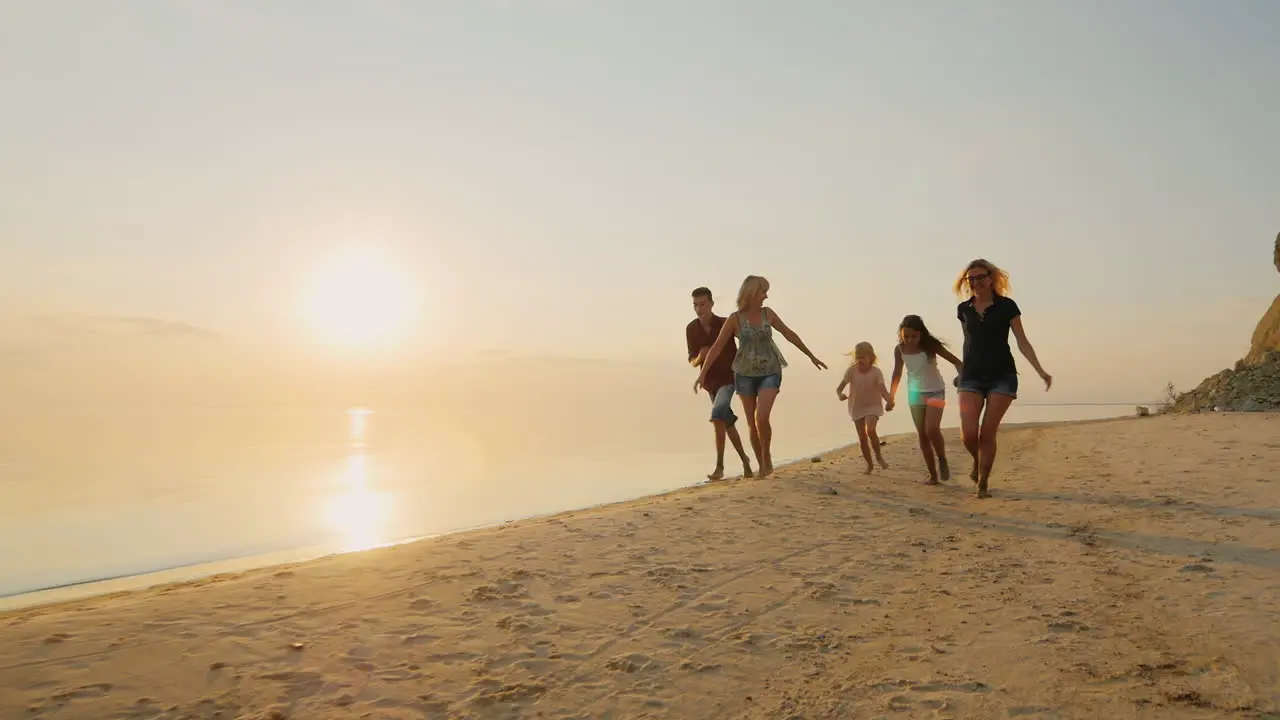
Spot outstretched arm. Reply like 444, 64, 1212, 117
695, 314, 739, 388
889, 345, 904, 402
1010, 316, 1052, 389
766, 309, 826, 369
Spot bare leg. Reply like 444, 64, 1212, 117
755, 388, 779, 476
976, 393, 1015, 498
911, 405, 938, 483
739, 394, 764, 471
726, 425, 754, 477
958, 391, 984, 485
867, 415, 888, 469
707, 420, 728, 480
925, 405, 949, 481
854, 418, 873, 473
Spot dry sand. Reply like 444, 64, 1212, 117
2, 413, 1278, 719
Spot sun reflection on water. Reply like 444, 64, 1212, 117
321, 408, 392, 553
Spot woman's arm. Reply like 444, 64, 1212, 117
765, 309, 827, 369
694, 314, 739, 389
1010, 316, 1052, 389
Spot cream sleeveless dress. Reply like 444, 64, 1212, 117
847, 366, 885, 421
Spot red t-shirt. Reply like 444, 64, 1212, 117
686, 315, 737, 395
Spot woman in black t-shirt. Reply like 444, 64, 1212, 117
954, 259, 1052, 498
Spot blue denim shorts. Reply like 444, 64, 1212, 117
707, 383, 738, 427
734, 372, 782, 397
957, 373, 1018, 399
909, 389, 947, 408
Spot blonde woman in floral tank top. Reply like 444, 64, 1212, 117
696, 275, 827, 477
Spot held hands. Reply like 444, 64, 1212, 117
885, 400, 895, 412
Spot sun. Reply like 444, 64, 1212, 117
301, 250, 418, 348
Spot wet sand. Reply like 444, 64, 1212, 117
2, 413, 1277, 719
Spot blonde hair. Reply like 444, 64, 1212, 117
953, 258, 1012, 298
736, 275, 770, 311
848, 341, 877, 366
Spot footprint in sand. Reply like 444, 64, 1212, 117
662, 626, 700, 642
49, 683, 113, 702
468, 581, 529, 602
409, 597, 438, 611
691, 593, 732, 613
605, 653, 658, 673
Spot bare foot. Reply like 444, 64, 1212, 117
976, 478, 990, 498
939, 458, 951, 482
759, 463, 773, 478
877, 458, 890, 470
741, 465, 754, 479
864, 462, 874, 475
707, 467, 725, 481
969, 464, 979, 485
925, 474, 940, 485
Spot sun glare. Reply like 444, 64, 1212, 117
302, 250, 417, 348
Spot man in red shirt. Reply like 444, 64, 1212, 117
686, 287, 754, 480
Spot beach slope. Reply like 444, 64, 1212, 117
2, 413, 1278, 718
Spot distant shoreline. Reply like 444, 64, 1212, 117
0, 413, 1135, 614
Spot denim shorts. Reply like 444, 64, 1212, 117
957, 373, 1018, 399
707, 383, 738, 427
909, 389, 947, 408
734, 372, 782, 397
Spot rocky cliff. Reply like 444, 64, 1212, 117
1173, 233, 1280, 412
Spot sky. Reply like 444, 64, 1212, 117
1, 0, 1278, 404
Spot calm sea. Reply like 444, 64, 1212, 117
0, 389, 1134, 605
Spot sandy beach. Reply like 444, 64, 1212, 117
2, 413, 1277, 719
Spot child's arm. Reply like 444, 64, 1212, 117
937, 346, 964, 374
836, 367, 851, 401
878, 368, 895, 410
889, 345, 904, 402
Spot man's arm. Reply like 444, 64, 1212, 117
686, 324, 706, 367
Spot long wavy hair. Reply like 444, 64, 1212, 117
898, 314, 949, 358
953, 258, 1011, 298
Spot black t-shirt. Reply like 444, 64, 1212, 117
957, 294, 1022, 381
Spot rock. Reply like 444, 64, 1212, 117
1172, 352, 1280, 413
817, 487, 838, 495
1136, 406, 1151, 417
1244, 294, 1280, 366
1171, 235, 1280, 413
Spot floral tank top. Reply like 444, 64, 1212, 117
731, 308, 788, 377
